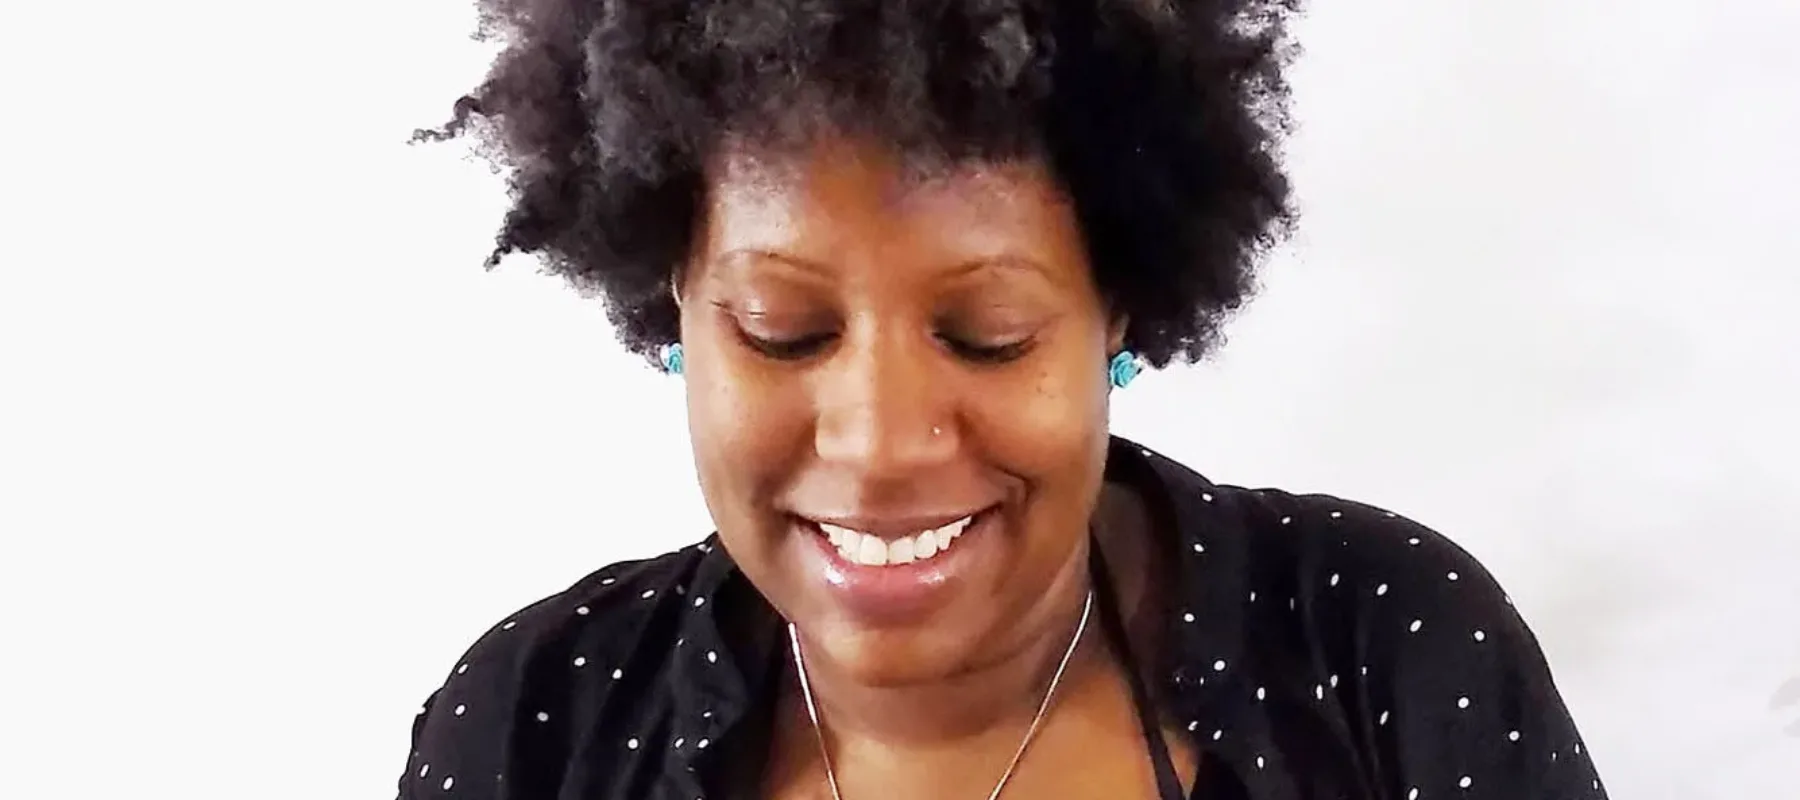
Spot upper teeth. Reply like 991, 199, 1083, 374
819, 516, 974, 567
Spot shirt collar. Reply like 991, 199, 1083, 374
1116, 438, 1281, 789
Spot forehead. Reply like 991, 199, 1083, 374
695, 137, 1089, 281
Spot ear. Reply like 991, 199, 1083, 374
1106, 313, 1130, 355
669, 264, 687, 310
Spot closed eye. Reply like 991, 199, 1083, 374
940, 335, 1034, 364
735, 329, 835, 361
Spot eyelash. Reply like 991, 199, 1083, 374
944, 337, 1032, 364
733, 329, 1033, 365
735, 329, 834, 361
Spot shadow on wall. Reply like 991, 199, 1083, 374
1773, 675, 1800, 738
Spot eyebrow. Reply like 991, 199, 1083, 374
709, 248, 831, 276
949, 255, 1058, 281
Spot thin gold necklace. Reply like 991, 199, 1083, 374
786, 588, 1095, 800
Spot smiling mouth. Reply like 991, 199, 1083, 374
813, 514, 980, 567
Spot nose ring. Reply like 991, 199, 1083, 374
932, 426, 942, 437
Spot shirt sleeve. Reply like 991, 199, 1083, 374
396, 603, 552, 800
396, 688, 444, 799
1343, 510, 1608, 799
394, 545, 712, 800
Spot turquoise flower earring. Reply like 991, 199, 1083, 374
1108, 350, 1145, 389
660, 343, 684, 375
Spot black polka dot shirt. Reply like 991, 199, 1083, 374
399, 437, 1607, 799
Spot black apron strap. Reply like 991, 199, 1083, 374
1089, 542, 1190, 800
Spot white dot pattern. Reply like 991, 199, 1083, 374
394, 442, 1607, 800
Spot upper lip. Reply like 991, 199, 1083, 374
800, 509, 990, 539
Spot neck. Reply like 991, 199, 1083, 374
791, 552, 1098, 749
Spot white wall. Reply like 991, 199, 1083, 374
1, 1, 1795, 797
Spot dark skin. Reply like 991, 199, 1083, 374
676, 135, 1198, 797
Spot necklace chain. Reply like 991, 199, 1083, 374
786, 589, 1095, 800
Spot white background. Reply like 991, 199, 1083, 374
2, 0, 1797, 797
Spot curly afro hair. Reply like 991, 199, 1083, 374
417, 0, 1302, 369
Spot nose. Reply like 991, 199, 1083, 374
812, 330, 956, 478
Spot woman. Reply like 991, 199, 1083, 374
402, 1, 1606, 798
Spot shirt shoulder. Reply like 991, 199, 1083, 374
1228, 488, 1502, 618
396, 541, 712, 799
1225, 489, 1608, 797
1225, 489, 1531, 665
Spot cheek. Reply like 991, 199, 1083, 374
968, 358, 1111, 494
683, 337, 810, 512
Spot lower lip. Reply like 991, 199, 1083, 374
795, 511, 996, 624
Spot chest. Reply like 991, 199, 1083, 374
753, 665, 1200, 800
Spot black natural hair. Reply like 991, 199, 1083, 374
416, 0, 1302, 369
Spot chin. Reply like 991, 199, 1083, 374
807, 618, 989, 688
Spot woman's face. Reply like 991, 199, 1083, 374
678, 136, 1123, 686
